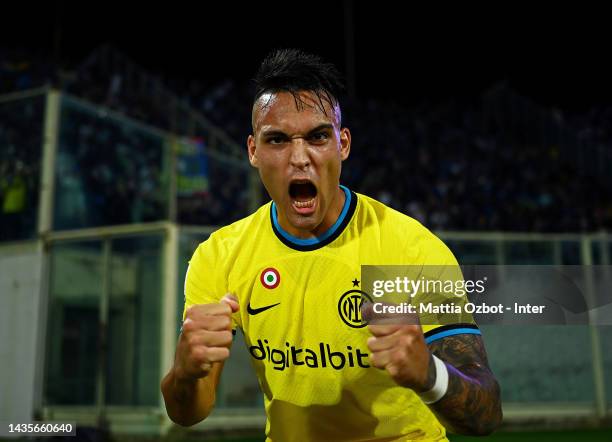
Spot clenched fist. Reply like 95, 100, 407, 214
174, 294, 239, 381
362, 302, 434, 393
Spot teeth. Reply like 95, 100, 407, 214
293, 198, 315, 208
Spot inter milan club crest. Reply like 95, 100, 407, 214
338, 289, 373, 328
260, 268, 280, 289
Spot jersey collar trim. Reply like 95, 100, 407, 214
270, 185, 357, 251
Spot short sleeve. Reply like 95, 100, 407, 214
182, 235, 238, 330
416, 231, 481, 343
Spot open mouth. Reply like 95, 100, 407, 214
289, 180, 317, 212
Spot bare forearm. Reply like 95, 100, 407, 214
161, 368, 216, 426
429, 363, 502, 435
162, 300, 237, 426
428, 334, 502, 435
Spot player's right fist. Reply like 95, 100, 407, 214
174, 294, 239, 381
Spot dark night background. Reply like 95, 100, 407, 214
3, 6, 612, 437
2, 1, 611, 112
3, 1, 612, 234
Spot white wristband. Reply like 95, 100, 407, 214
418, 355, 449, 404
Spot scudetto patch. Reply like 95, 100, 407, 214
261, 268, 280, 289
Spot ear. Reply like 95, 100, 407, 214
339, 127, 351, 161
247, 134, 258, 167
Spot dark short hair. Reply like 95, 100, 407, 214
253, 49, 344, 117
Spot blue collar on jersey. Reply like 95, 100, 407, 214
270, 185, 357, 251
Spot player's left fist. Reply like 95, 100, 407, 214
363, 303, 434, 393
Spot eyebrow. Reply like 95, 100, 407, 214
261, 124, 334, 138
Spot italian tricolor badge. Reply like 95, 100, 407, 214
260, 268, 280, 289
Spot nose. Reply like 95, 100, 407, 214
289, 138, 310, 170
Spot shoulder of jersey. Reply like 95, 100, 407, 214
355, 192, 454, 262
356, 192, 428, 237
206, 201, 272, 248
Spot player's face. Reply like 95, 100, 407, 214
248, 91, 351, 237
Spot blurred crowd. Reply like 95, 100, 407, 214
174, 78, 612, 232
0, 82, 43, 241
54, 97, 167, 229
1, 46, 612, 239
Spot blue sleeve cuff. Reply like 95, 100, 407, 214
424, 324, 481, 344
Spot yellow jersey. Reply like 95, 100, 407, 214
184, 186, 480, 441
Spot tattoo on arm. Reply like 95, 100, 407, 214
427, 334, 502, 436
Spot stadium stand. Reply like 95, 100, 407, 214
2, 45, 612, 238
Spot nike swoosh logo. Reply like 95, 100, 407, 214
247, 302, 280, 315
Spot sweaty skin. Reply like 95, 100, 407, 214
248, 91, 351, 239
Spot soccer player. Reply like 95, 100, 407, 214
161, 49, 502, 441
